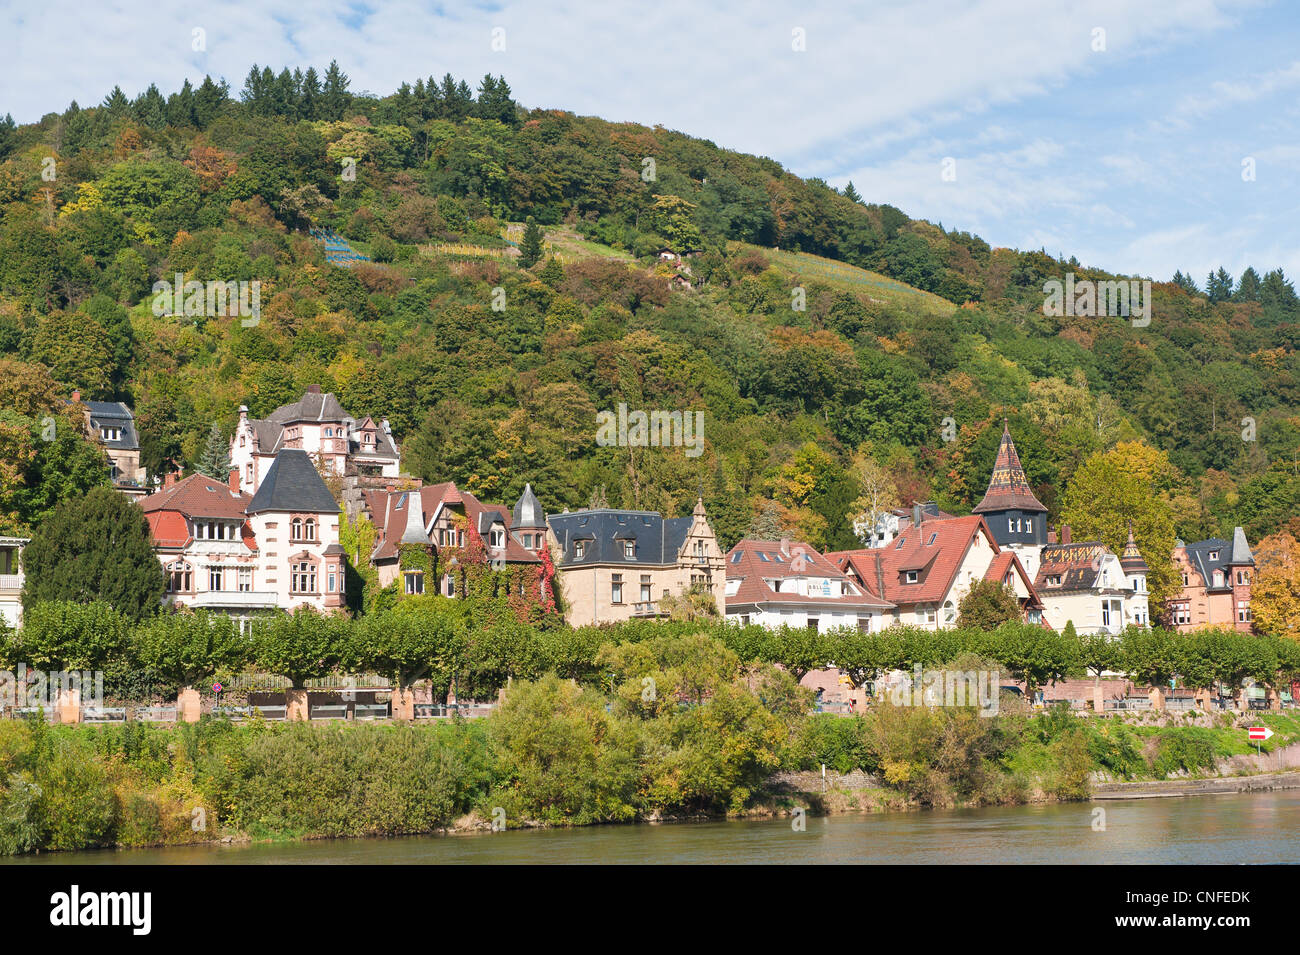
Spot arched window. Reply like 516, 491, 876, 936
942, 600, 957, 626
305, 518, 316, 542
291, 518, 303, 541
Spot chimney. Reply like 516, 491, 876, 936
229, 469, 240, 493
1047, 529, 1058, 545
1061, 524, 1072, 545
779, 538, 790, 557
306, 384, 322, 394
164, 471, 178, 489
912, 503, 922, 529
71, 390, 81, 403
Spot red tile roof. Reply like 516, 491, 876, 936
827, 514, 996, 607
368, 481, 540, 564
139, 474, 255, 550
971, 423, 1047, 515
725, 539, 894, 610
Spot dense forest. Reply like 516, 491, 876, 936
1, 61, 1297, 581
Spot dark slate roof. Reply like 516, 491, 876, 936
548, 509, 692, 567
245, 450, 340, 514
1183, 531, 1253, 590
266, 389, 348, 425
85, 401, 140, 451
512, 483, 546, 530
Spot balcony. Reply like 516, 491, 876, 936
0, 574, 21, 592
630, 601, 664, 618
187, 591, 279, 610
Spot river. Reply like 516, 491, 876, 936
7, 789, 1299, 864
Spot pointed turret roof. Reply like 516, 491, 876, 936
511, 483, 546, 530
1120, 521, 1148, 573
1230, 526, 1255, 566
971, 421, 1047, 515
399, 490, 428, 545
245, 450, 339, 514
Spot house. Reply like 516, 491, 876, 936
142, 470, 269, 621
244, 450, 347, 614
970, 421, 1049, 578
1033, 524, 1149, 635
724, 538, 894, 632
1169, 528, 1254, 632
70, 393, 148, 499
0, 537, 26, 629
828, 510, 1044, 629
230, 386, 400, 495
141, 449, 346, 622
547, 498, 725, 626
363, 481, 547, 599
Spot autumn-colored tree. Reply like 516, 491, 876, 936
1061, 441, 1181, 612
1253, 532, 1300, 640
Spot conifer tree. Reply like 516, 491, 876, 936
519, 216, 544, 268
196, 424, 231, 481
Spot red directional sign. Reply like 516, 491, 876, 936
1248, 726, 1274, 742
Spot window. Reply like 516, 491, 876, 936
623, 540, 635, 559
245, 463, 252, 483
904, 570, 918, 584
611, 574, 624, 604
1024, 519, 1033, 533
1213, 570, 1223, 587
304, 519, 316, 542
167, 562, 192, 593
640, 575, 651, 602
240, 435, 246, 448
758, 552, 770, 562
291, 518, 302, 541
806, 617, 819, 632
490, 529, 505, 548
942, 600, 956, 626
926, 533, 937, 546
238, 568, 252, 592
730, 552, 742, 563
921, 606, 937, 626
1238, 602, 1252, 623
1101, 603, 1111, 628
574, 540, 586, 559
328, 571, 336, 593
291, 561, 317, 594
1209, 550, 1219, 560
208, 568, 223, 591
857, 616, 872, 633
443, 575, 455, 597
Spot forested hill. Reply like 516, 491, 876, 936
0, 63, 1297, 570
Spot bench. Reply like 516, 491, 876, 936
135, 706, 178, 722
310, 704, 348, 720
82, 707, 127, 723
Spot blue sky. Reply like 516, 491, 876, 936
2, 0, 1297, 284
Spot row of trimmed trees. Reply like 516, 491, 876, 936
5, 600, 1299, 716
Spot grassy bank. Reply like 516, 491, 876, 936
7, 659, 1296, 855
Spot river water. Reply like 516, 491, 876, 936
8, 789, 1298, 864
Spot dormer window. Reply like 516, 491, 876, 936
623, 540, 635, 559
1209, 550, 1219, 560
904, 570, 918, 584
574, 540, 586, 559
490, 529, 505, 548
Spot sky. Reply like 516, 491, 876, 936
2, 0, 1298, 284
